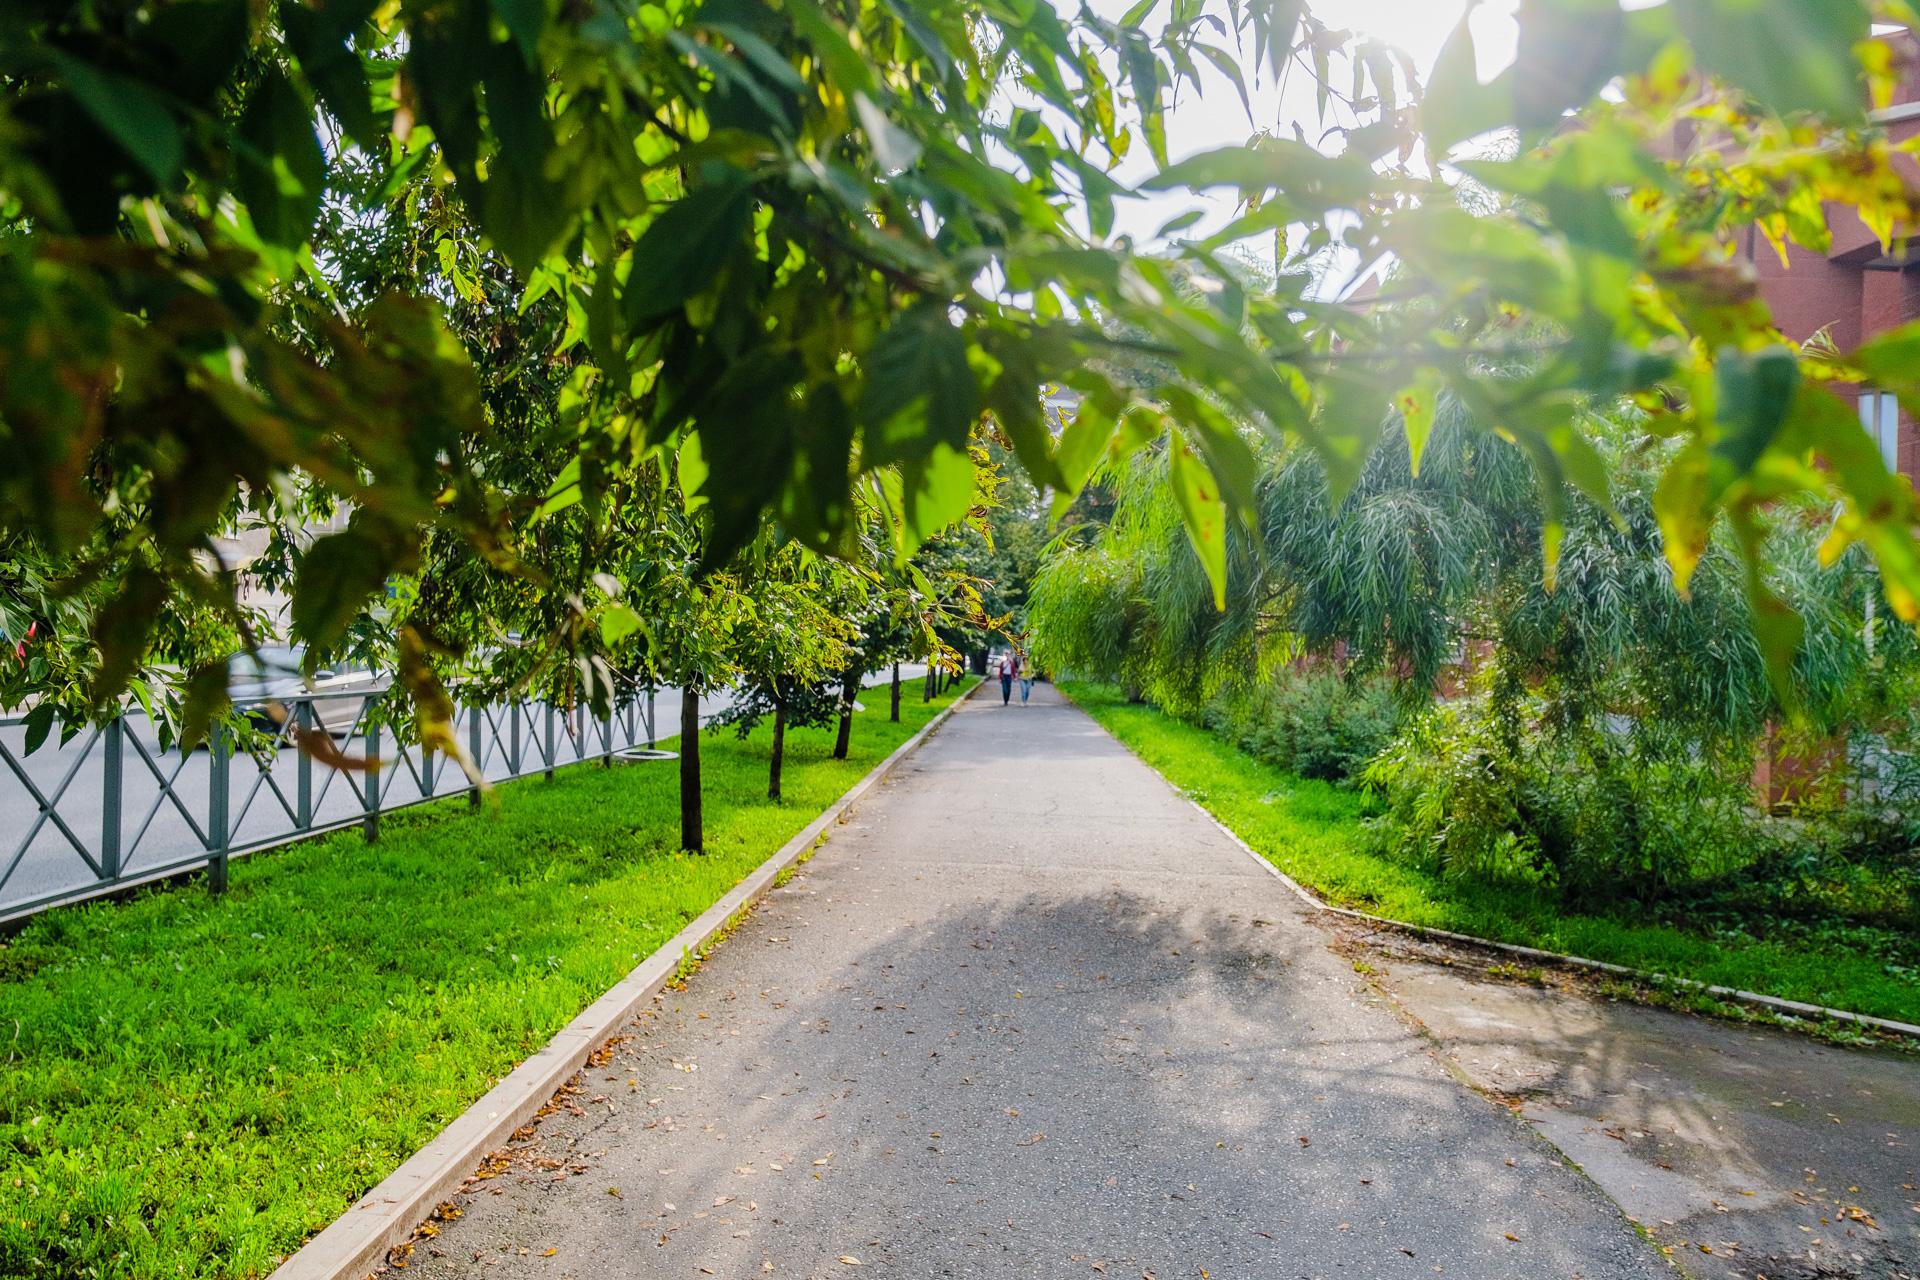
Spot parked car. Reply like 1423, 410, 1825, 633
228, 646, 386, 738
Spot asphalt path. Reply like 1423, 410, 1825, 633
0, 666, 928, 918
405, 681, 1667, 1280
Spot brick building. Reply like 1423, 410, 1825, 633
1741, 28, 1920, 480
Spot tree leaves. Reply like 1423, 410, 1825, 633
860, 302, 980, 466
1710, 346, 1799, 485
9, 0, 1920, 744
44, 52, 186, 191
235, 66, 327, 247
624, 174, 756, 330
1673, 0, 1870, 121
292, 529, 392, 654
1168, 429, 1228, 610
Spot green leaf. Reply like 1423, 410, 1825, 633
90, 564, 167, 708
859, 301, 980, 465
1140, 140, 1373, 214
21, 702, 56, 757
478, 41, 571, 270
1711, 345, 1799, 484
1051, 391, 1121, 518
1396, 378, 1436, 477
1652, 440, 1713, 597
1194, 43, 1253, 125
786, 0, 877, 95
279, 0, 378, 144
1674, 0, 1868, 121
777, 385, 858, 555
178, 662, 230, 752
691, 348, 805, 572
1168, 428, 1227, 610
46, 52, 185, 190
624, 172, 755, 329
490, 0, 551, 62
1512, 0, 1623, 131
235, 65, 327, 247
1315, 376, 1393, 508
1421, 11, 1515, 157
1729, 504, 1805, 707
293, 530, 390, 652
601, 602, 643, 646
897, 442, 976, 548
983, 334, 1066, 492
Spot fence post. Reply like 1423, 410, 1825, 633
467, 702, 483, 808
208, 729, 230, 894
363, 721, 381, 843
294, 701, 313, 829
509, 702, 522, 775
100, 717, 124, 881
541, 702, 556, 782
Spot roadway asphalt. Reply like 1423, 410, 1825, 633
0, 666, 928, 918
401, 682, 1669, 1280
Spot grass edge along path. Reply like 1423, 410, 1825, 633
0, 677, 978, 1280
1058, 681, 1920, 1030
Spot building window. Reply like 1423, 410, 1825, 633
1859, 389, 1900, 471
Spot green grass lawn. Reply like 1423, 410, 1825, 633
1060, 681, 1920, 1028
0, 678, 976, 1280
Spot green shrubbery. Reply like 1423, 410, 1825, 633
1198, 667, 1405, 783
1361, 692, 1772, 902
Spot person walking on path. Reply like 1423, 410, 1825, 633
1018, 653, 1034, 705
997, 650, 1018, 705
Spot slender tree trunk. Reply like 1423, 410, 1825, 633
922, 661, 933, 702
833, 667, 859, 759
680, 686, 702, 853
890, 662, 901, 722
768, 700, 786, 800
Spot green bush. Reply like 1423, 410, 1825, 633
1198, 667, 1405, 784
1362, 693, 1772, 901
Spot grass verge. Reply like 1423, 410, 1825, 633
1060, 681, 1920, 1028
0, 678, 977, 1280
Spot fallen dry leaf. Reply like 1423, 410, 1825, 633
837, 1256, 862, 1266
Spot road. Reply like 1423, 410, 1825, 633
0, 665, 929, 919
404, 681, 1668, 1280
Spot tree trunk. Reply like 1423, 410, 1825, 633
890, 663, 901, 722
768, 701, 786, 800
922, 662, 934, 702
680, 686, 703, 853
833, 667, 858, 759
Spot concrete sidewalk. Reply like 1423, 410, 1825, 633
1341, 924, 1919, 1280
405, 683, 1666, 1279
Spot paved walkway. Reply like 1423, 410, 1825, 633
1351, 927, 1919, 1279
409, 683, 1668, 1279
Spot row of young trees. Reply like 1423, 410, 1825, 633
10, 0, 1920, 781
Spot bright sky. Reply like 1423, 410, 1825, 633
1092, 0, 1523, 244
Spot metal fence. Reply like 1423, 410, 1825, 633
0, 687, 658, 924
